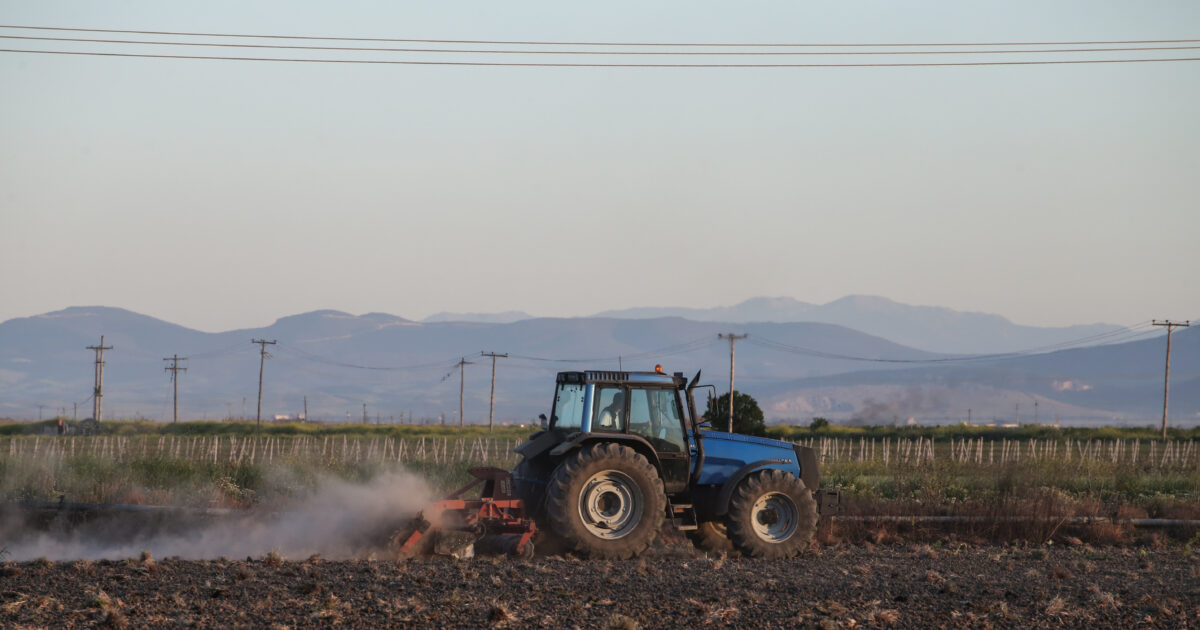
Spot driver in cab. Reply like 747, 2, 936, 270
597, 391, 624, 429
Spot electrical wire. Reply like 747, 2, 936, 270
276, 357, 419, 384
185, 339, 256, 360
2, 25, 1197, 48
5, 34, 1200, 57
507, 336, 717, 363
5, 25, 1197, 66
744, 320, 1168, 365
745, 327, 1162, 365
5, 48, 1197, 67
273, 343, 471, 372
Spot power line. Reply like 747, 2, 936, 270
5, 34, 1200, 57
4, 48, 1198, 67
746, 321, 1164, 365
745, 328, 1163, 364
3, 25, 1197, 48
186, 339, 256, 360
273, 343, 469, 371
508, 336, 717, 364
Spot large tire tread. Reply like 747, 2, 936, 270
513, 457, 570, 556
545, 443, 665, 560
726, 469, 818, 559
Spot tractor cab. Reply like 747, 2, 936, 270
545, 370, 695, 493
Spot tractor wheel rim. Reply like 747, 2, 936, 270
578, 470, 643, 539
750, 491, 798, 543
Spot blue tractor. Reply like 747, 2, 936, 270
513, 369, 836, 559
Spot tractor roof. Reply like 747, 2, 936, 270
556, 370, 686, 388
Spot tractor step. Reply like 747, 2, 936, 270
669, 502, 698, 531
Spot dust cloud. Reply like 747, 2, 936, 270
2, 472, 434, 562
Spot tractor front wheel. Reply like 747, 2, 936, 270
726, 470, 817, 559
545, 443, 665, 559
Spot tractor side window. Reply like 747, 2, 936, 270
651, 389, 687, 453
592, 387, 625, 432
551, 383, 585, 432
627, 389, 652, 437
628, 388, 686, 453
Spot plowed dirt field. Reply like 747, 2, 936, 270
2, 545, 1197, 628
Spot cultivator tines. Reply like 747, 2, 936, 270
393, 466, 536, 560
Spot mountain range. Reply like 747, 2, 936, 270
0, 298, 1194, 427
430, 295, 1124, 355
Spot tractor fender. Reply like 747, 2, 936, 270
514, 430, 563, 460
548, 432, 663, 474
793, 444, 820, 498
713, 459, 792, 516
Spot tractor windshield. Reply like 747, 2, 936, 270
550, 383, 585, 432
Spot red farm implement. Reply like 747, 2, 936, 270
392, 466, 536, 559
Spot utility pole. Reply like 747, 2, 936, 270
362, 402, 368, 424
481, 352, 508, 432
718, 333, 748, 433
303, 396, 308, 422
86, 336, 113, 424
251, 339, 276, 429
163, 354, 188, 423
1153, 320, 1190, 439
454, 357, 474, 427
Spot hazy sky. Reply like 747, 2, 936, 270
2, 1, 1197, 332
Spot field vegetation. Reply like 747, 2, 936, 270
2, 418, 1197, 544
0, 418, 533, 440
766, 419, 1200, 441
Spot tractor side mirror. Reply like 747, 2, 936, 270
539, 413, 548, 429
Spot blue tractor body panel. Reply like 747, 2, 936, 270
692, 429, 801, 486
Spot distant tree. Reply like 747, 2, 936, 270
810, 417, 830, 431
703, 391, 766, 436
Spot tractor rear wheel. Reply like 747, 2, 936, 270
726, 470, 817, 559
512, 458, 547, 515
687, 520, 735, 554
513, 458, 569, 556
545, 443, 665, 559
